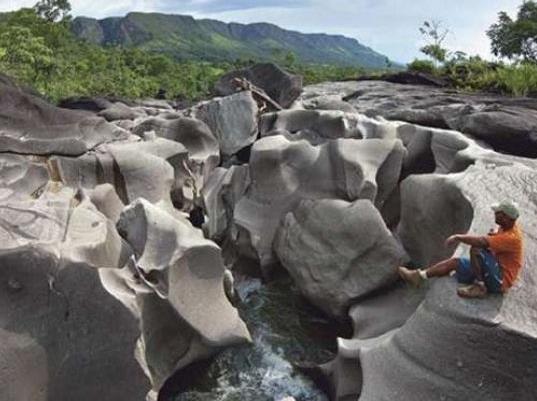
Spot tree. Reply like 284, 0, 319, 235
284, 51, 297, 68
0, 25, 55, 86
33, 0, 71, 22
487, 1, 537, 61
419, 20, 449, 66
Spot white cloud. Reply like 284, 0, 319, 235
0, 0, 35, 11
0, 0, 524, 62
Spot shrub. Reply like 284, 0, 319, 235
407, 59, 436, 74
496, 63, 537, 96
442, 56, 493, 89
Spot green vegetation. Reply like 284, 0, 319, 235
418, 20, 449, 67
408, 1, 537, 97
487, 0, 537, 61
9, 0, 537, 102
0, 7, 233, 102
0, 3, 369, 103
71, 12, 394, 69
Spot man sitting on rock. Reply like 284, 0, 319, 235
398, 200, 524, 298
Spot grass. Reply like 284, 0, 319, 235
409, 57, 537, 98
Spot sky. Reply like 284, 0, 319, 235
0, 0, 524, 62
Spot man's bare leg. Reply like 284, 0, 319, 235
423, 258, 459, 278
399, 258, 459, 287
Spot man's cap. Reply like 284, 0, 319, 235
491, 200, 520, 220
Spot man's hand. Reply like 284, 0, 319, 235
445, 234, 460, 247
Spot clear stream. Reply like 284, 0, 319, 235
164, 273, 344, 401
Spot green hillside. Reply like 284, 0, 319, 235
71, 12, 394, 68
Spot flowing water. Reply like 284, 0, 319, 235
165, 273, 344, 401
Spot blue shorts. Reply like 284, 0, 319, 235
456, 249, 503, 293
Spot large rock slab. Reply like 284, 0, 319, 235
348, 283, 426, 340
335, 161, 537, 401
397, 173, 473, 266
112, 199, 251, 390
300, 94, 357, 113
0, 154, 48, 202
311, 284, 425, 401
301, 80, 537, 157
446, 105, 537, 157
53, 136, 190, 208
98, 101, 146, 121
202, 165, 250, 241
275, 199, 408, 318
215, 63, 302, 108
0, 184, 149, 401
260, 109, 399, 143
0, 80, 127, 156
187, 91, 258, 157
234, 135, 405, 267
105, 137, 188, 206
132, 117, 219, 169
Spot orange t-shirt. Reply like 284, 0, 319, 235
487, 224, 524, 291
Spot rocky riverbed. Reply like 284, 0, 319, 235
1, 64, 537, 401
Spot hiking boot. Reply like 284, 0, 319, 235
457, 283, 487, 299
398, 266, 424, 288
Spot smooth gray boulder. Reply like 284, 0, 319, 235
0, 80, 127, 156
311, 331, 394, 401
0, 154, 48, 202
202, 165, 250, 241
105, 137, 189, 206
398, 173, 473, 266
0, 329, 48, 401
394, 121, 537, 175
348, 283, 426, 340
234, 135, 405, 267
215, 63, 302, 108
301, 80, 537, 157
275, 199, 408, 318
300, 94, 357, 113
339, 161, 537, 401
88, 183, 125, 223
0, 184, 149, 401
446, 105, 537, 157
53, 136, 190, 207
112, 199, 251, 390
187, 91, 259, 157
98, 101, 146, 121
0, 184, 72, 250
312, 284, 425, 401
132, 116, 220, 178
260, 109, 396, 142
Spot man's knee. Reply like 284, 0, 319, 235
445, 257, 460, 269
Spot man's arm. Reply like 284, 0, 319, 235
445, 234, 489, 248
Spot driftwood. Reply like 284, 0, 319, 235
232, 77, 283, 112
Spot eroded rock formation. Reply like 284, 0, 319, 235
233, 135, 405, 268
3, 67, 537, 401
275, 199, 408, 318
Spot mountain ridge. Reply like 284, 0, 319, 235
71, 12, 394, 68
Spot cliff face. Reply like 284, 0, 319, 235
71, 12, 392, 68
